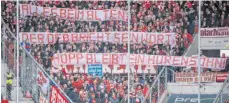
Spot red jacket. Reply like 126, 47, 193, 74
142, 86, 149, 96
1, 100, 9, 103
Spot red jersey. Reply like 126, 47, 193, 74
1, 100, 9, 103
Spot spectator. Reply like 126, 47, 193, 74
1, 96, 9, 103
201, 1, 229, 27
1, 1, 202, 103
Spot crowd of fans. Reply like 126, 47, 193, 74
201, 1, 229, 27
0, 1, 207, 103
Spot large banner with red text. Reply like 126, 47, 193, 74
50, 86, 69, 103
52, 53, 227, 70
175, 72, 228, 83
20, 4, 127, 21
20, 32, 175, 45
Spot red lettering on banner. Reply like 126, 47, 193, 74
50, 86, 69, 103
47, 33, 54, 44
165, 56, 171, 65
102, 54, 109, 64
215, 58, 225, 69
181, 56, 188, 66
165, 34, 171, 43
60, 53, 68, 64
94, 54, 100, 64
95, 11, 101, 21
87, 33, 93, 41
189, 56, 197, 67
105, 32, 111, 41
200, 57, 206, 67
68, 9, 75, 19
50, 87, 57, 103
119, 54, 125, 64
60, 8, 66, 18
63, 34, 69, 42
52, 53, 226, 70
76, 54, 83, 64
103, 10, 109, 19
122, 33, 128, 43
75, 10, 79, 19
38, 34, 44, 43
141, 33, 147, 43
51, 8, 58, 16
206, 58, 214, 68
158, 35, 164, 44
80, 33, 87, 41
112, 54, 118, 64
21, 4, 29, 15
97, 33, 104, 41
172, 56, 180, 66
30, 34, 36, 43
22, 33, 28, 41
43, 7, 49, 16
72, 34, 78, 42
54, 33, 59, 41
131, 33, 138, 42
68, 53, 75, 63
75, 10, 84, 20
87, 11, 94, 20
155, 56, 162, 64
54, 55, 59, 64
149, 34, 156, 44
114, 33, 120, 42
129, 54, 136, 65
86, 54, 93, 64
118, 10, 125, 21
110, 10, 117, 19
137, 54, 144, 64
148, 55, 155, 65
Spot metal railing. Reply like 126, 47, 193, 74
1, 18, 74, 103
1, 23, 17, 101
214, 72, 229, 103
143, 66, 167, 103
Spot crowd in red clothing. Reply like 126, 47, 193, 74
1, 1, 199, 103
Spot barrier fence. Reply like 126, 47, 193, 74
1, 23, 17, 101
214, 73, 229, 103
2, 18, 73, 103
142, 67, 167, 103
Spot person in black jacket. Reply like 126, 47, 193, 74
54, 37, 60, 53
67, 88, 79, 102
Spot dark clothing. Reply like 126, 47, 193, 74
6, 84, 12, 100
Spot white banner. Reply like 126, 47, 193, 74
39, 93, 48, 103
52, 53, 227, 70
37, 69, 49, 95
175, 72, 228, 83
20, 32, 175, 44
201, 27, 229, 50
20, 4, 127, 21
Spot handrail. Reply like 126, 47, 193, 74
213, 72, 229, 103
143, 66, 166, 103
1, 18, 75, 103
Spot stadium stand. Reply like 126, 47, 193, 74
1, 1, 228, 103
